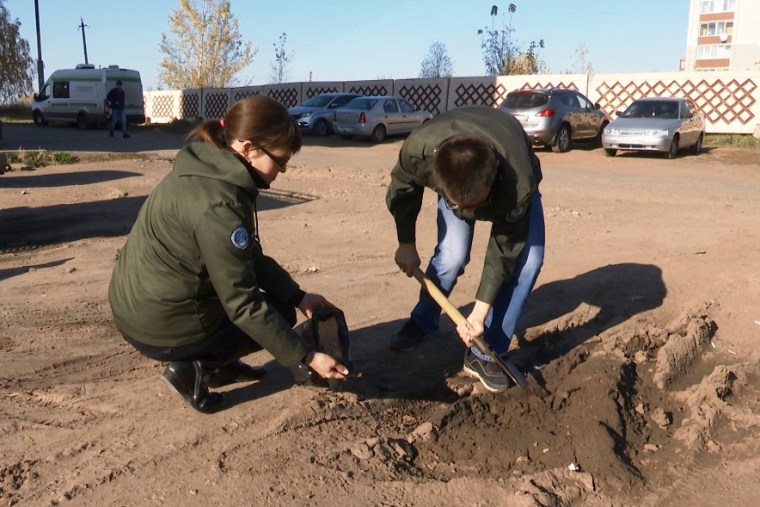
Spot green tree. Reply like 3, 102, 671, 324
419, 41, 454, 78
478, 3, 546, 76
0, 0, 34, 103
158, 0, 256, 89
269, 32, 294, 84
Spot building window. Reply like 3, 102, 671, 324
696, 44, 732, 59
700, 0, 736, 13
699, 21, 734, 36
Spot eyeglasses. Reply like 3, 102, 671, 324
253, 143, 291, 168
443, 179, 496, 211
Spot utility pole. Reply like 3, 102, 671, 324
34, 0, 44, 90
78, 18, 89, 64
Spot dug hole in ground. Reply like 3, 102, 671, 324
1, 137, 759, 506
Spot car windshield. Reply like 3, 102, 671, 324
503, 92, 549, 109
301, 95, 334, 107
345, 98, 378, 110
621, 100, 679, 119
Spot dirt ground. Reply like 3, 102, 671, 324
1, 124, 760, 506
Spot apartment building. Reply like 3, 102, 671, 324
684, 0, 760, 71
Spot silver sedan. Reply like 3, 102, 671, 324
333, 96, 433, 143
602, 97, 705, 159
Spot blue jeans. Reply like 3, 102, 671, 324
411, 192, 545, 355
109, 108, 127, 136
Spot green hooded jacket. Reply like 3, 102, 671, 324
386, 105, 543, 304
109, 141, 308, 366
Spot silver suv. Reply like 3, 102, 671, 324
500, 88, 611, 153
288, 92, 362, 136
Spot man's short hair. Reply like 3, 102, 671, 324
433, 135, 497, 204
116, 80, 123, 85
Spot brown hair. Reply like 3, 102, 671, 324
188, 96, 302, 154
432, 135, 497, 204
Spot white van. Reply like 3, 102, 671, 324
32, 64, 145, 129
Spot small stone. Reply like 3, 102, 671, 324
407, 422, 435, 443
454, 384, 473, 397
349, 443, 374, 460
650, 407, 671, 428
633, 351, 648, 364
65, 267, 77, 274
644, 444, 659, 452
635, 403, 646, 416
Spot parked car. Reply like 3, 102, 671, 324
288, 92, 362, 136
333, 96, 433, 142
499, 88, 611, 153
602, 97, 705, 159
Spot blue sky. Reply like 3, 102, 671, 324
6, 0, 690, 90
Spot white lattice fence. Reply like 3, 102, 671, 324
144, 71, 760, 134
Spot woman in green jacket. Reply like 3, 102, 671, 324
109, 96, 348, 414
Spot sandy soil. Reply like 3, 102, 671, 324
1, 130, 760, 506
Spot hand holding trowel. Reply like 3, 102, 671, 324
411, 267, 528, 389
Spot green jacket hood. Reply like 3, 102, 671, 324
175, 141, 270, 192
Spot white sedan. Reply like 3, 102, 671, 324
602, 97, 705, 159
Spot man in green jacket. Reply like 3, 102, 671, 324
109, 97, 348, 413
386, 105, 545, 392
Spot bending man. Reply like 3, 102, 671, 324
386, 105, 545, 392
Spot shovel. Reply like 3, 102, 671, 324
412, 267, 528, 389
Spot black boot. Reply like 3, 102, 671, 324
204, 360, 267, 388
163, 361, 225, 414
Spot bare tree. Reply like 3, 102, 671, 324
0, 0, 34, 103
419, 41, 453, 78
569, 42, 594, 74
269, 32, 294, 84
478, 3, 546, 76
158, 0, 256, 89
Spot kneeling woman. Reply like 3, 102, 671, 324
109, 96, 348, 413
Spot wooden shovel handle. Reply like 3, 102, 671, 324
410, 266, 529, 389
411, 267, 467, 326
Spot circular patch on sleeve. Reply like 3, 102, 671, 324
230, 227, 251, 249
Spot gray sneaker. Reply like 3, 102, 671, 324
462, 348, 513, 393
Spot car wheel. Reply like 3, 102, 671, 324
77, 112, 89, 130
552, 124, 571, 153
313, 119, 329, 136
370, 124, 386, 143
666, 135, 679, 159
604, 148, 617, 157
33, 110, 47, 126
692, 133, 704, 154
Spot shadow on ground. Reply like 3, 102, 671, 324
0, 190, 315, 250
